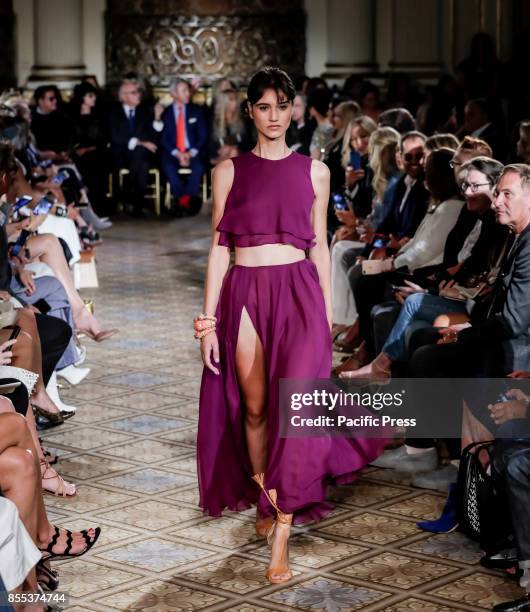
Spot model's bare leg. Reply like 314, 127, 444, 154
235, 307, 267, 474
235, 306, 292, 582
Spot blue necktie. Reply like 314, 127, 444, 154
127, 108, 135, 134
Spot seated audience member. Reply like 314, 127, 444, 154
424, 133, 460, 162
449, 134, 493, 177
409, 164, 530, 379
69, 82, 109, 214
358, 81, 382, 121
333, 127, 401, 349
460, 97, 506, 161
343, 115, 378, 219
417, 74, 464, 135
307, 88, 333, 159
30, 86, 71, 159
334, 131, 428, 357
377, 108, 416, 134
341, 147, 460, 370
366, 158, 506, 484
516, 121, 530, 164
286, 92, 313, 156
109, 79, 163, 216
0, 495, 41, 610
209, 84, 248, 165
325, 101, 360, 194
0, 410, 100, 597
490, 427, 530, 612
341, 156, 505, 380
364, 131, 429, 259
161, 78, 208, 213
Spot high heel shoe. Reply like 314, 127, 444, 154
266, 512, 293, 584
252, 473, 293, 584
57, 364, 91, 386
40, 459, 76, 497
76, 328, 119, 343
32, 403, 64, 425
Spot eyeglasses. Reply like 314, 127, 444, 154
449, 159, 462, 168
404, 152, 424, 163
461, 181, 490, 193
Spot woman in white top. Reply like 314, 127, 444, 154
384, 147, 464, 273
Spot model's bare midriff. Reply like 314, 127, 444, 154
234, 243, 306, 267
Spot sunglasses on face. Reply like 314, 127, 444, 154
461, 181, 490, 193
404, 152, 424, 163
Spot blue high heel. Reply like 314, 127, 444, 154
417, 482, 459, 533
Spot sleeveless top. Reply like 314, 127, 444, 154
216, 151, 316, 250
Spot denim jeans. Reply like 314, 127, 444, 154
383, 292, 468, 362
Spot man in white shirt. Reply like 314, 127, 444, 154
109, 79, 163, 216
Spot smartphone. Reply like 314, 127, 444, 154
10, 229, 30, 258
9, 325, 21, 341
33, 196, 53, 215
14, 195, 33, 211
50, 169, 69, 185
332, 192, 348, 211
372, 234, 390, 249
349, 150, 362, 170
33, 299, 51, 314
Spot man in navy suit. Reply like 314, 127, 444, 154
109, 79, 163, 216
161, 78, 208, 210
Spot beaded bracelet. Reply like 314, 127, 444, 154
194, 326, 216, 340
194, 318, 216, 332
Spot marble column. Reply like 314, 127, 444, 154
28, 0, 86, 88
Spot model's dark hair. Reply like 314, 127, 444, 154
425, 147, 459, 202
246, 67, 295, 105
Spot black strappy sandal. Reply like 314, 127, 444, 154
36, 558, 59, 591
39, 526, 101, 562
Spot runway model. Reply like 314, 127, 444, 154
196, 67, 384, 584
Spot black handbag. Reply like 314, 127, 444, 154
455, 440, 510, 550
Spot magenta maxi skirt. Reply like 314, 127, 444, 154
197, 258, 386, 525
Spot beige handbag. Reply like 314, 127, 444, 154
0, 300, 19, 330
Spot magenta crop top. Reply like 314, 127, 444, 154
216, 151, 316, 250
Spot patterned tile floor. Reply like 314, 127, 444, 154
42, 217, 525, 611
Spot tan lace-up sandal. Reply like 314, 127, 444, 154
40, 459, 76, 497
252, 473, 293, 584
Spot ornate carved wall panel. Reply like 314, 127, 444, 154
106, 0, 306, 86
